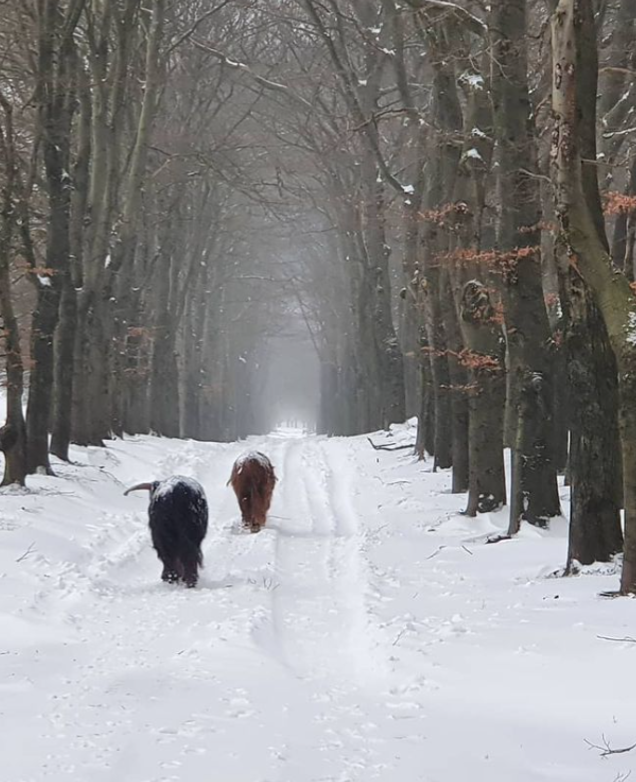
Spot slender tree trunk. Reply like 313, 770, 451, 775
360, 159, 406, 428
442, 272, 469, 492
51, 53, 90, 461
149, 240, 180, 438
50, 280, 77, 460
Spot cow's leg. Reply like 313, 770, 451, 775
152, 528, 180, 584
239, 494, 254, 531
180, 549, 200, 588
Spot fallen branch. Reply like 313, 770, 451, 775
426, 544, 474, 560
392, 628, 407, 646
597, 635, 636, 644
367, 437, 416, 452
584, 736, 636, 757
15, 542, 36, 563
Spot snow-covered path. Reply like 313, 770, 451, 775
1, 426, 635, 782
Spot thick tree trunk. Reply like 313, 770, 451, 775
460, 281, 507, 516
490, 0, 560, 533
551, 0, 623, 565
27, 5, 79, 473
26, 286, 60, 474
448, 54, 506, 513
563, 279, 622, 567
0, 95, 27, 486
551, 0, 636, 593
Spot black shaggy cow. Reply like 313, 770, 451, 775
124, 475, 208, 587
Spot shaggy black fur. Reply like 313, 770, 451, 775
145, 477, 209, 588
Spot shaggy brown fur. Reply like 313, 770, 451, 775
229, 452, 277, 533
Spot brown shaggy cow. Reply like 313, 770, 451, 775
228, 451, 277, 533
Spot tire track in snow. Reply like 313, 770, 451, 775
254, 436, 388, 682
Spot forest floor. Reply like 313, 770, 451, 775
1, 421, 635, 782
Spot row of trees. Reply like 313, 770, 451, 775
0, 0, 290, 485
1, 0, 636, 591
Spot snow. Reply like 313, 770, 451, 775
1, 421, 635, 781
464, 147, 484, 162
37, 275, 52, 287
151, 474, 206, 500
459, 71, 485, 90
626, 311, 636, 345
234, 450, 273, 471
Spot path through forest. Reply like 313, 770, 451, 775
1, 425, 635, 782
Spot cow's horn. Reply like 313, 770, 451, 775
124, 482, 153, 496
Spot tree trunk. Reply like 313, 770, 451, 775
562, 277, 622, 567
149, 241, 180, 438
459, 281, 507, 515
551, 0, 636, 593
442, 271, 469, 492
50, 280, 77, 460
0, 94, 27, 486
359, 159, 406, 428
490, 0, 560, 533
448, 52, 506, 513
26, 3, 79, 473
50, 53, 90, 461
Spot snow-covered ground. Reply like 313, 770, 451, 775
1, 422, 635, 782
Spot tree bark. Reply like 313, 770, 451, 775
26, 0, 81, 473
551, 0, 636, 593
0, 93, 27, 486
561, 274, 623, 567
490, 0, 561, 533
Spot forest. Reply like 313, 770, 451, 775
1, 0, 636, 594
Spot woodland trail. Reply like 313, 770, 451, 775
1, 427, 634, 782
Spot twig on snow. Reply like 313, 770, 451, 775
426, 544, 474, 560
598, 590, 626, 599
367, 437, 416, 452
392, 628, 407, 646
584, 735, 636, 757
15, 542, 36, 563
597, 635, 636, 644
